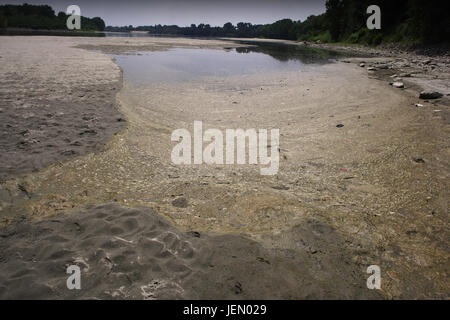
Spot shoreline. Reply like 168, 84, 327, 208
224, 37, 450, 105
0, 36, 448, 299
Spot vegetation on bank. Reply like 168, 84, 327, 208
107, 0, 449, 45
0, 4, 105, 31
1, 1, 448, 45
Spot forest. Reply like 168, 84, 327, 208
107, 0, 449, 45
1, 1, 448, 44
0, 4, 105, 31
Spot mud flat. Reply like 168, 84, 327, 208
0, 202, 379, 299
0, 36, 125, 179
0, 36, 448, 299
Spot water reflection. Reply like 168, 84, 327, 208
234, 41, 343, 64
111, 42, 346, 84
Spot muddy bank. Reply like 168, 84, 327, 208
230, 38, 450, 105
75, 36, 248, 55
0, 36, 125, 180
309, 41, 450, 106
0, 203, 380, 299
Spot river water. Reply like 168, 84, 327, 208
111, 41, 346, 84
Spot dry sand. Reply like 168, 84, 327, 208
0, 36, 448, 299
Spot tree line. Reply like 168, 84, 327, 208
107, 0, 449, 44
1, 1, 448, 44
0, 4, 105, 31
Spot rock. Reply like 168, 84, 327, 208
419, 91, 443, 99
172, 197, 188, 208
392, 82, 404, 88
359, 63, 365, 67
415, 103, 424, 107
271, 185, 290, 191
187, 231, 201, 238
17, 184, 28, 194
336, 124, 344, 128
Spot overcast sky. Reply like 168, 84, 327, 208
2, 0, 327, 26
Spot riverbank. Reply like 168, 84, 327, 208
0, 36, 448, 299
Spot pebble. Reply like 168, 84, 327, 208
172, 197, 188, 208
392, 82, 404, 88
419, 91, 443, 99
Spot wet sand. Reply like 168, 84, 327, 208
0, 202, 378, 299
0, 36, 448, 299
0, 36, 125, 179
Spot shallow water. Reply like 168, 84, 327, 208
111, 43, 344, 84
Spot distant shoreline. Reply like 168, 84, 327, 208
0, 27, 105, 37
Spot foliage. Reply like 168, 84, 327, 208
2, 2, 448, 44
106, 0, 449, 44
0, 4, 106, 31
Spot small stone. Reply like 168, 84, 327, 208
367, 67, 376, 71
413, 157, 425, 163
359, 63, 365, 67
336, 124, 344, 128
419, 91, 443, 99
271, 185, 289, 190
187, 231, 200, 238
415, 103, 424, 107
392, 82, 404, 88
172, 197, 188, 208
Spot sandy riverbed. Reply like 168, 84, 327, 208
0, 36, 448, 299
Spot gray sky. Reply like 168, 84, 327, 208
1, 0, 327, 26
